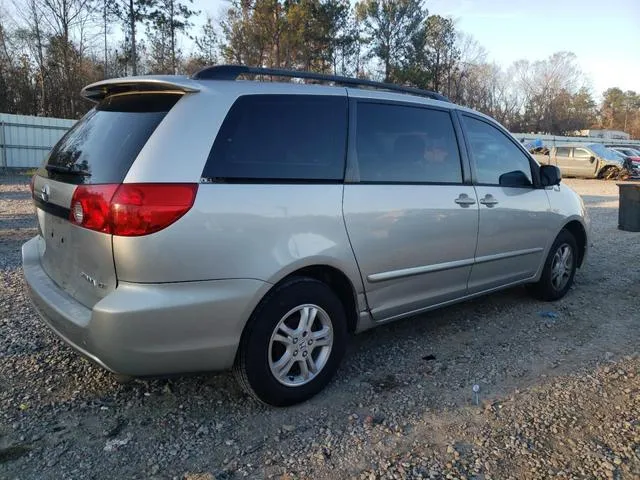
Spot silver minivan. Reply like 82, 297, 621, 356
22, 66, 589, 406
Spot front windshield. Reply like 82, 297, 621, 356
589, 144, 623, 161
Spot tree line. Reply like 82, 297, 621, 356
0, 0, 638, 138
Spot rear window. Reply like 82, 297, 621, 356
202, 94, 347, 182
41, 93, 180, 184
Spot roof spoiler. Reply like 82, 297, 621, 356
81, 76, 200, 103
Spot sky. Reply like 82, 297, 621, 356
192, 0, 640, 99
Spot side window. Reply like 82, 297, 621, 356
573, 148, 591, 158
355, 103, 462, 183
203, 95, 347, 181
556, 147, 570, 157
462, 115, 533, 187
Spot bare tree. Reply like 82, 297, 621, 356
514, 52, 582, 133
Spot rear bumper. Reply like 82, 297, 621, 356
22, 237, 270, 376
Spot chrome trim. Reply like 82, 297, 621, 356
367, 257, 475, 283
474, 247, 544, 265
368, 247, 544, 283
479, 195, 499, 207
374, 275, 537, 324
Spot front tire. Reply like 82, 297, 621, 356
599, 166, 620, 180
528, 229, 578, 301
234, 277, 348, 406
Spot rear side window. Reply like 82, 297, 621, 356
203, 95, 347, 182
556, 147, 570, 156
355, 102, 462, 183
42, 93, 180, 184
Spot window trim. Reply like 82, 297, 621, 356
201, 93, 349, 184
345, 99, 469, 185
457, 111, 541, 189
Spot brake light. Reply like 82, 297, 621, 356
110, 184, 198, 236
69, 184, 197, 236
29, 175, 36, 195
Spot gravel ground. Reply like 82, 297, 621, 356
1, 176, 639, 480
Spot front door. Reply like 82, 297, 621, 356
572, 147, 599, 177
343, 100, 478, 321
459, 114, 554, 293
554, 146, 574, 176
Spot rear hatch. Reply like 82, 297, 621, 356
31, 92, 181, 308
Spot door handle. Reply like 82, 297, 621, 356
454, 194, 476, 207
479, 194, 499, 207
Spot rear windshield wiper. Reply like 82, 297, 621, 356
45, 164, 92, 177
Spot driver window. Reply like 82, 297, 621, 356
573, 148, 591, 158
462, 115, 533, 187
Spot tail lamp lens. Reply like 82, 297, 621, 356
69, 183, 197, 236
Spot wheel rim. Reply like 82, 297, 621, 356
268, 304, 333, 387
551, 243, 573, 291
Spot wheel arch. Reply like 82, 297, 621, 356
561, 219, 587, 268
276, 265, 360, 334
244, 262, 363, 339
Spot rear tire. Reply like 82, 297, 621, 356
528, 230, 578, 301
234, 277, 348, 406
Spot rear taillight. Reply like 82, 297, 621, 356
69, 185, 119, 233
69, 183, 197, 236
110, 184, 198, 236
29, 176, 36, 196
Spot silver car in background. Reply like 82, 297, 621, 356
22, 66, 589, 406
533, 143, 631, 179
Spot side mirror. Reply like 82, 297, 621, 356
540, 165, 562, 186
589, 156, 596, 163
499, 170, 533, 187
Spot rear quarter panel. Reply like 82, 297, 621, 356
112, 184, 365, 294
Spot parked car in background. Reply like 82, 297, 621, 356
22, 66, 589, 406
607, 146, 640, 163
606, 145, 640, 160
608, 148, 640, 178
604, 144, 640, 155
533, 143, 627, 179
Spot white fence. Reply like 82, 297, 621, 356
0, 113, 76, 169
512, 133, 640, 148
2, 113, 640, 169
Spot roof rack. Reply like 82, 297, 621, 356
191, 65, 450, 102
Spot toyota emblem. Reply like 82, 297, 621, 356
41, 184, 50, 202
